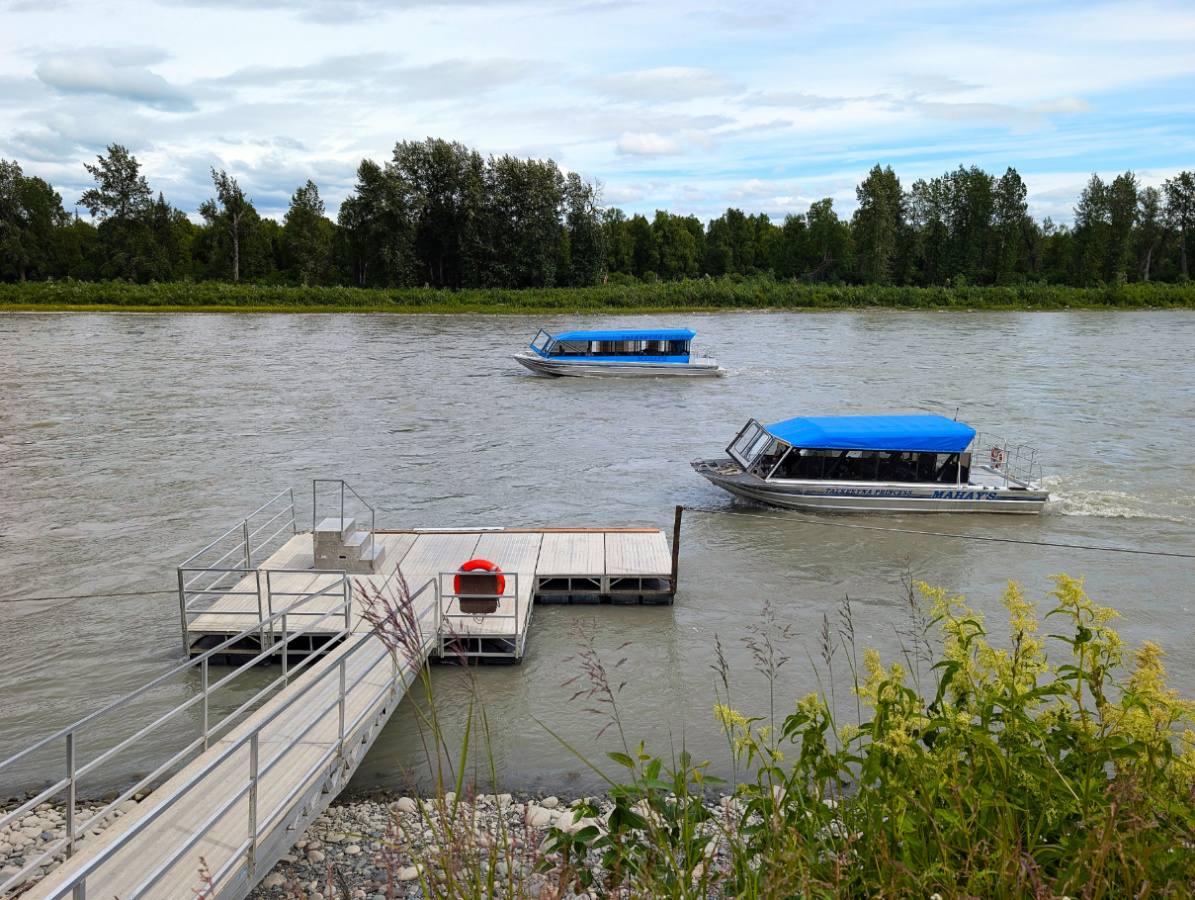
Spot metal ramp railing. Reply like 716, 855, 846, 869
0, 574, 353, 898
176, 489, 298, 652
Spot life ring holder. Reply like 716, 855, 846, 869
454, 559, 506, 596
990, 446, 1003, 469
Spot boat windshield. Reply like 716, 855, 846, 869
530, 330, 555, 357
728, 420, 772, 467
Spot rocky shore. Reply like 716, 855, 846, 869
2, 789, 737, 899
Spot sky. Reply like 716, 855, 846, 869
1, 0, 1193, 224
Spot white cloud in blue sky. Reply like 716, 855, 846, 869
1, 0, 1192, 223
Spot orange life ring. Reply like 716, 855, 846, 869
454, 559, 505, 595
990, 446, 1003, 469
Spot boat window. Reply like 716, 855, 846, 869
749, 439, 787, 478
767, 449, 966, 483
552, 341, 590, 357
728, 421, 768, 466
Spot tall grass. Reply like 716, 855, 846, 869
3, 278, 1195, 313
341, 570, 1195, 899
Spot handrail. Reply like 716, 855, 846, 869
0, 573, 355, 895
177, 489, 296, 570
437, 571, 524, 658
39, 577, 439, 900
177, 489, 298, 652
313, 478, 376, 569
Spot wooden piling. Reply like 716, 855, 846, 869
670, 505, 683, 595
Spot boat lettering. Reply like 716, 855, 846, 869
823, 487, 914, 498
931, 490, 999, 500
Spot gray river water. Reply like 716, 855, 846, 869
2, 311, 1194, 796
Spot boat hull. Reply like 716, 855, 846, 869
692, 459, 1051, 514
514, 352, 726, 378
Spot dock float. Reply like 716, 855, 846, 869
4, 481, 680, 899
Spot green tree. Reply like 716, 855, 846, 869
1164, 171, 1195, 278
601, 208, 634, 277
0, 159, 68, 282
338, 159, 418, 287
78, 144, 152, 222
853, 165, 904, 284
392, 138, 485, 288
563, 173, 606, 287
652, 211, 699, 280
199, 169, 254, 282
805, 199, 851, 281
628, 214, 657, 279
992, 167, 1029, 283
1136, 186, 1165, 282
78, 144, 157, 280
283, 180, 331, 286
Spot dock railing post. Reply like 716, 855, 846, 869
243, 518, 251, 569
281, 613, 289, 686
247, 732, 259, 878
338, 658, 347, 764
670, 505, 683, 595
201, 657, 209, 751
66, 731, 76, 858
177, 567, 189, 656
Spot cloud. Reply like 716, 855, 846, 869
716, 118, 793, 137
161, 0, 522, 22
901, 74, 979, 95
36, 54, 195, 111
589, 67, 743, 102
616, 133, 683, 155
724, 178, 805, 202
603, 186, 643, 204
214, 54, 541, 101
741, 91, 848, 110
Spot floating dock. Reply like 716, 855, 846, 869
9, 482, 680, 900
183, 524, 674, 663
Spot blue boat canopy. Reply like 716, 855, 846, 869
551, 329, 696, 342
764, 415, 976, 453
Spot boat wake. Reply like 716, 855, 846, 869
1039, 476, 1190, 522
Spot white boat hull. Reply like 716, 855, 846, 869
514, 351, 726, 378
692, 459, 1050, 514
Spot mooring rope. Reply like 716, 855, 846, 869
681, 506, 1195, 559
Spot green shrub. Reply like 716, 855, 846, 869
3, 279, 1195, 312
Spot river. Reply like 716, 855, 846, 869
2, 310, 1193, 795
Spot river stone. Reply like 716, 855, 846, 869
397, 865, 420, 881
344, 844, 361, 855
263, 873, 286, 888
390, 797, 418, 814
527, 807, 553, 828
541, 796, 559, 809
307, 850, 325, 863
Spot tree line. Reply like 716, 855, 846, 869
1, 140, 1192, 288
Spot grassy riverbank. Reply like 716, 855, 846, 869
2, 278, 1194, 313
344, 574, 1195, 900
